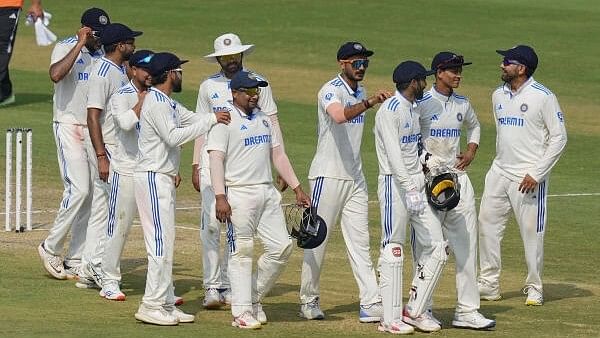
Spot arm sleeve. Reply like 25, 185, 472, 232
268, 114, 284, 151
87, 74, 109, 110
532, 94, 568, 181
151, 103, 217, 147
192, 137, 205, 166
258, 83, 278, 115
209, 150, 226, 195
271, 145, 301, 189
377, 110, 418, 191
111, 94, 139, 131
464, 101, 481, 145
192, 84, 212, 166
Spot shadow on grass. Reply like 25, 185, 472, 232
501, 282, 593, 303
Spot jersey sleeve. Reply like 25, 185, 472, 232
206, 123, 229, 153
148, 102, 215, 148
50, 40, 73, 65
464, 101, 481, 145
532, 94, 568, 181
87, 72, 109, 110
318, 84, 342, 113
195, 81, 212, 117
111, 92, 138, 131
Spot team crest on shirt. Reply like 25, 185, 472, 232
262, 120, 269, 128
520, 103, 528, 112
556, 111, 564, 123
325, 93, 333, 101
456, 113, 463, 121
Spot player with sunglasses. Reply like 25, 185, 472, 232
299, 41, 392, 322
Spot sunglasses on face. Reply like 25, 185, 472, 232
219, 53, 242, 63
436, 55, 464, 69
341, 59, 369, 70
238, 87, 260, 96
502, 58, 523, 67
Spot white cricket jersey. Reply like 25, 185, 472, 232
136, 87, 217, 176
51, 36, 103, 125
109, 81, 142, 176
416, 87, 480, 167
196, 70, 277, 169
206, 104, 280, 187
308, 74, 367, 181
374, 91, 421, 191
87, 57, 128, 145
491, 77, 567, 182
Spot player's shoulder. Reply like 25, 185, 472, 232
204, 72, 226, 82
116, 82, 136, 95
58, 35, 78, 46
492, 83, 506, 96
451, 91, 469, 102
529, 80, 554, 96
416, 91, 433, 104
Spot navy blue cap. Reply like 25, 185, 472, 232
100, 23, 143, 46
393, 61, 436, 84
496, 45, 538, 75
80, 8, 110, 32
129, 50, 154, 68
146, 52, 189, 77
431, 51, 472, 70
337, 42, 374, 60
230, 71, 268, 90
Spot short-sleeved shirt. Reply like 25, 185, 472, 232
416, 87, 480, 168
51, 36, 103, 125
196, 70, 277, 169
206, 104, 279, 187
374, 92, 422, 191
308, 74, 367, 181
491, 77, 567, 182
87, 57, 128, 145
108, 81, 141, 175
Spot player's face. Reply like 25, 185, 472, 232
85, 28, 101, 52
414, 78, 427, 100
340, 55, 369, 82
500, 58, 524, 82
133, 67, 152, 88
437, 67, 462, 89
119, 39, 136, 61
233, 87, 260, 112
171, 69, 183, 93
217, 53, 243, 75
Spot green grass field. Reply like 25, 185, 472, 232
1, 0, 599, 337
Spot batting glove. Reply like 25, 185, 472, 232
405, 189, 426, 215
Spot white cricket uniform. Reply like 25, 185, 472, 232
206, 104, 292, 317
300, 74, 379, 306
82, 57, 128, 273
374, 92, 445, 324
195, 70, 277, 290
135, 87, 217, 310
43, 36, 102, 267
101, 81, 143, 287
413, 87, 481, 314
479, 77, 567, 292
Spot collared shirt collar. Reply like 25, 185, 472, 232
149, 87, 176, 108
503, 76, 534, 96
395, 90, 417, 109
101, 56, 126, 73
337, 74, 362, 98
431, 85, 452, 102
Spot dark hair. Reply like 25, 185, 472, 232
103, 43, 118, 54
395, 81, 412, 92
150, 72, 168, 86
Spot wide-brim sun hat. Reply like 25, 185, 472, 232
204, 33, 254, 63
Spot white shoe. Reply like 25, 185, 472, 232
75, 276, 100, 289
452, 311, 496, 330
478, 280, 502, 301
169, 307, 195, 323
63, 263, 81, 280
359, 301, 383, 323
299, 297, 325, 320
378, 320, 415, 335
135, 305, 178, 326
231, 311, 262, 329
220, 289, 232, 305
523, 286, 543, 306
403, 308, 441, 332
37, 242, 66, 280
253, 303, 267, 324
83, 263, 104, 289
203, 288, 222, 309
425, 309, 441, 326
100, 283, 126, 301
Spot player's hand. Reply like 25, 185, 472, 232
369, 90, 393, 106
518, 174, 537, 194
405, 189, 425, 215
455, 149, 476, 171
293, 185, 311, 208
215, 195, 232, 223
174, 174, 181, 188
97, 156, 110, 182
191, 164, 200, 192
215, 111, 231, 125
276, 174, 288, 192
76, 27, 93, 45
27, 2, 43, 20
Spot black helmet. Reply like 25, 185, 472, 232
426, 172, 460, 211
284, 205, 327, 249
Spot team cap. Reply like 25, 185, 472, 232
129, 50, 154, 68
337, 41, 374, 60
99, 23, 143, 46
147, 52, 189, 77
496, 45, 538, 75
204, 33, 254, 63
431, 51, 472, 70
393, 61, 436, 84
230, 71, 268, 90
80, 7, 110, 32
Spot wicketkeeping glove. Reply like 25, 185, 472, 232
405, 189, 425, 215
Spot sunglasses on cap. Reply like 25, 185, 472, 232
436, 55, 464, 69
237, 87, 260, 96
341, 59, 369, 70
218, 53, 242, 63
502, 57, 524, 67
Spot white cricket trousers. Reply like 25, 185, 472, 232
44, 122, 93, 266
226, 184, 293, 317
135, 171, 177, 309
81, 143, 114, 271
102, 171, 137, 286
199, 168, 229, 290
300, 176, 380, 306
478, 168, 548, 292
411, 173, 480, 314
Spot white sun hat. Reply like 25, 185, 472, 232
204, 33, 255, 63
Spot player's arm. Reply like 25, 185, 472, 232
191, 86, 212, 191
326, 89, 392, 124
207, 124, 231, 223
271, 145, 311, 207
456, 102, 480, 170
532, 94, 568, 181
49, 27, 92, 83
112, 91, 145, 131
155, 104, 226, 148
87, 75, 110, 182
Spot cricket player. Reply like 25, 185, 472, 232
79, 23, 142, 289
98, 49, 153, 300
300, 41, 390, 322
375, 60, 450, 334
207, 70, 310, 329
134, 52, 230, 326
38, 7, 110, 281
412, 52, 495, 329
478, 45, 567, 306
191, 33, 284, 308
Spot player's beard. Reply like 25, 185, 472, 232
173, 77, 182, 93
415, 87, 425, 100
224, 61, 241, 75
